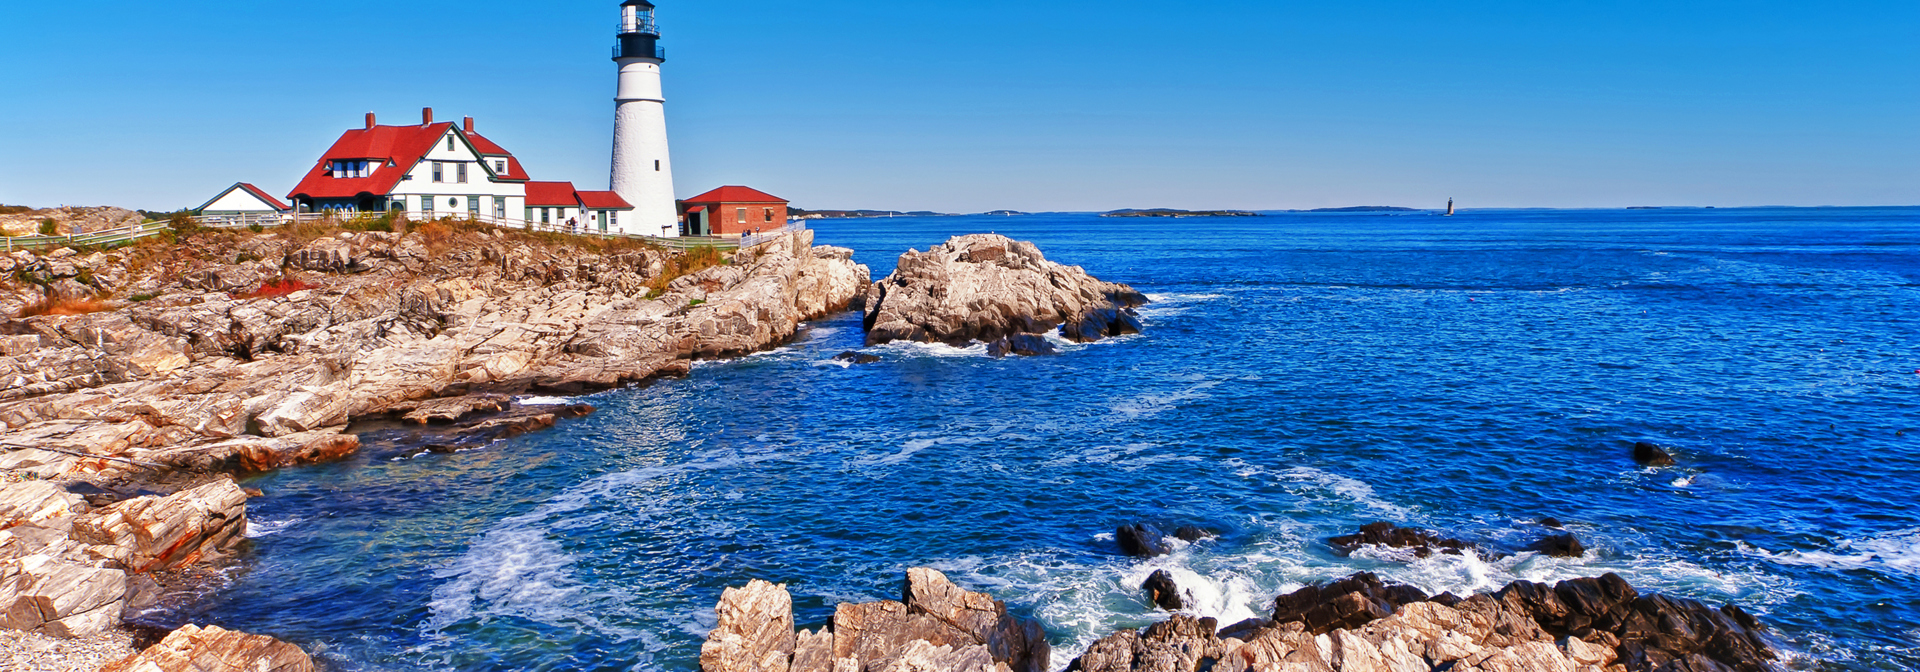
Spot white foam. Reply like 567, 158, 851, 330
1274, 466, 1415, 519
1110, 381, 1220, 421
517, 396, 575, 407
426, 452, 786, 638
245, 516, 301, 539
872, 339, 990, 358
1745, 528, 1920, 575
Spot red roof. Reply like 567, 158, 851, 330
525, 181, 581, 207
683, 185, 787, 204
289, 123, 453, 200
467, 132, 530, 181
287, 122, 530, 200
577, 190, 633, 210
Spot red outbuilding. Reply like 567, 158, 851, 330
679, 186, 788, 237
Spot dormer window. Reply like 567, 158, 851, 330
495, 160, 507, 174
329, 160, 371, 178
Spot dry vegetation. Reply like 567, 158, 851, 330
16, 296, 113, 317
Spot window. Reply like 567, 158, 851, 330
457, 163, 468, 184
737, 208, 747, 224
764, 208, 774, 223
449, 197, 460, 209
328, 160, 370, 178
467, 196, 480, 215
447, 136, 455, 151
422, 195, 434, 213
433, 162, 444, 183
493, 197, 506, 219
541, 208, 550, 224
495, 160, 507, 174
654, 160, 661, 172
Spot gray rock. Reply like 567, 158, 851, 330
863, 234, 1147, 348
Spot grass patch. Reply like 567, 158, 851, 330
236, 277, 313, 300
37, 219, 59, 236
129, 293, 158, 302
645, 245, 727, 299
0, 205, 29, 216
17, 296, 112, 317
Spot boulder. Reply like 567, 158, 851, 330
1327, 522, 1475, 558
1141, 569, 1185, 611
901, 567, 1050, 672
1172, 526, 1217, 542
1633, 441, 1677, 466
97, 623, 314, 672
1271, 573, 1430, 636
1529, 532, 1587, 558
863, 234, 1147, 348
1116, 524, 1172, 558
0, 556, 128, 637
0, 480, 88, 528
701, 580, 797, 672
985, 334, 1058, 358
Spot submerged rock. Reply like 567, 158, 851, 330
1633, 441, 1678, 466
833, 351, 882, 365
862, 234, 1147, 348
1116, 524, 1173, 558
986, 334, 1058, 358
1327, 522, 1475, 558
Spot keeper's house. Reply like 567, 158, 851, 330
284, 108, 631, 231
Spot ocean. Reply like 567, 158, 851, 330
183, 208, 1919, 671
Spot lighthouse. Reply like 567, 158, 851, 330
610, 0, 678, 236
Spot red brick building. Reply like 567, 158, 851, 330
679, 186, 787, 237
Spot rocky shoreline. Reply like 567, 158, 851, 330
1, 218, 870, 668
698, 526, 1782, 672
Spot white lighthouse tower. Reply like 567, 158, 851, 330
610, 0, 678, 236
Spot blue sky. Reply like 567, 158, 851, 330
1, 0, 1914, 212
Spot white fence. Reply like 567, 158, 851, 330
0, 212, 807, 253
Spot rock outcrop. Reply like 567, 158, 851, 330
0, 478, 249, 638
1104, 572, 1779, 672
1328, 522, 1476, 558
861, 235, 1146, 351
97, 623, 314, 672
701, 568, 1050, 672
0, 206, 142, 237
0, 225, 868, 481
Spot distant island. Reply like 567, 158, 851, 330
1297, 206, 1422, 213
790, 208, 957, 219
1101, 208, 1261, 218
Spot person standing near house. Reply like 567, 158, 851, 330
567, 216, 577, 234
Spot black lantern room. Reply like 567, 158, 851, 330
615, 0, 664, 61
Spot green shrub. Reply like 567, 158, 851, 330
129, 293, 158, 302
249, 223, 265, 233
37, 219, 58, 236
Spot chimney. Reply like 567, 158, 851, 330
422, 107, 434, 125
463, 117, 474, 134
365, 112, 376, 129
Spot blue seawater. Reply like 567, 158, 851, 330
185, 208, 1919, 671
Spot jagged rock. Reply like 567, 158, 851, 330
833, 351, 882, 365
880, 640, 1000, 672
701, 580, 798, 672
1328, 522, 1474, 558
862, 234, 1147, 348
901, 568, 1050, 672
1116, 524, 1172, 558
97, 623, 314, 672
70, 479, 248, 573
985, 334, 1058, 358
1066, 614, 1232, 672
791, 628, 835, 672
286, 237, 358, 273
1633, 441, 1677, 466
1141, 570, 1185, 611
391, 394, 513, 424
1530, 532, 1587, 558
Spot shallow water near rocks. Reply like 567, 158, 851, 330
183, 209, 1918, 671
